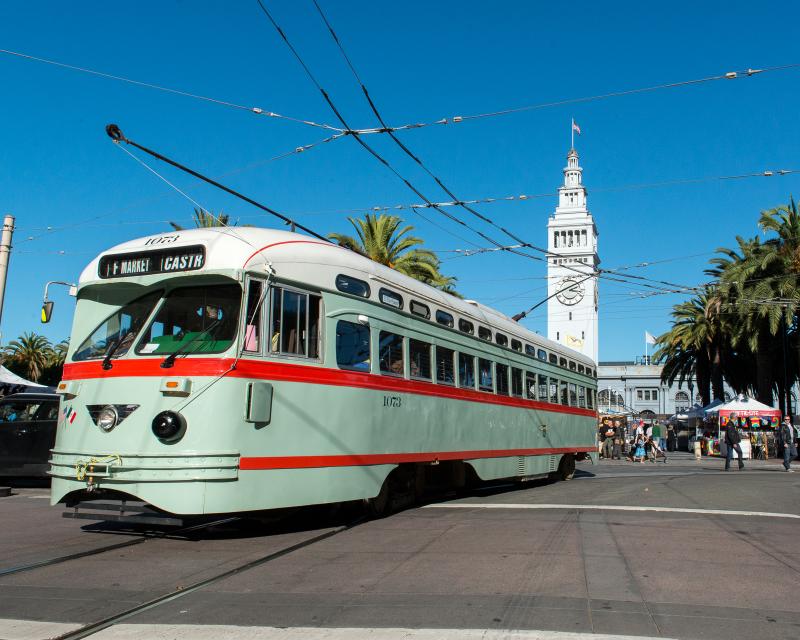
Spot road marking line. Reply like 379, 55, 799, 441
86, 624, 681, 640
0, 618, 83, 640
423, 503, 800, 519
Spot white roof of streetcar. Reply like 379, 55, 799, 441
81, 227, 595, 367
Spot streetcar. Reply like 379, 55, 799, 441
49, 227, 598, 516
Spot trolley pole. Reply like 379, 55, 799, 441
0, 214, 15, 329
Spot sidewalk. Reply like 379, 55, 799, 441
598, 449, 794, 471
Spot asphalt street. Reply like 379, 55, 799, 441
1, 452, 798, 640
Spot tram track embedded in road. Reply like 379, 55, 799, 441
0, 515, 241, 578
49, 515, 365, 640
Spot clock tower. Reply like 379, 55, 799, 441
546, 146, 599, 363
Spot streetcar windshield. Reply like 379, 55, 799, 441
135, 284, 241, 356
73, 291, 163, 361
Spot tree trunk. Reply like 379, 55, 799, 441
755, 330, 774, 407
695, 353, 711, 406
710, 343, 725, 401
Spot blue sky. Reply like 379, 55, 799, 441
1, 0, 798, 360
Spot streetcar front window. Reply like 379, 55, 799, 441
73, 291, 162, 361
135, 284, 241, 355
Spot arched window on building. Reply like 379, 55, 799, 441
674, 391, 690, 411
598, 389, 610, 406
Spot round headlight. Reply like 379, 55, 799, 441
97, 405, 119, 432
152, 410, 186, 442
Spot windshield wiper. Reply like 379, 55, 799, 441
101, 338, 122, 370
160, 319, 222, 369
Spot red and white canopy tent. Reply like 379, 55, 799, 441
706, 396, 781, 431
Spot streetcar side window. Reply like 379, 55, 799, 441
511, 367, 523, 397
496, 363, 509, 395
435, 346, 455, 385
550, 378, 559, 404
459, 319, 474, 335
379, 331, 405, 376
335, 320, 370, 371
478, 326, 492, 341
538, 374, 548, 401
569, 360, 577, 371
458, 353, 476, 389
578, 364, 585, 374
379, 288, 403, 310
525, 344, 536, 357
243, 280, 264, 353
587, 388, 594, 410
511, 339, 522, 352
569, 383, 578, 406
549, 353, 558, 365
269, 287, 322, 359
335, 274, 370, 297
409, 339, 432, 380
410, 300, 430, 319
559, 357, 567, 368
560, 380, 569, 405
525, 371, 537, 399
478, 358, 493, 392
436, 310, 454, 328
537, 349, 547, 361
578, 385, 586, 408
495, 333, 508, 348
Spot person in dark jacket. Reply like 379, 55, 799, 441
724, 424, 744, 471
778, 417, 795, 472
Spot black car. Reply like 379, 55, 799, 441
0, 392, 59, 477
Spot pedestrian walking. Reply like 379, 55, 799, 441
612, 420, 624, 460
601, 423, 614, 459
724, 424, 744, 471
778, 416, 796, 472
633, 433, 646, 463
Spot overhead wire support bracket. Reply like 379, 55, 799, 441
104, 124, 330, 244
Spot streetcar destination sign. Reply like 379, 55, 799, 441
98, 245, 206, 279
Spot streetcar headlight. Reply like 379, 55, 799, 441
152, 410, 186, 443
96, 405, 119, 432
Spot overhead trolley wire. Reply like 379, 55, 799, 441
0, 48, 343, 132
341, 63, 800, 136
257, 1, 691, 300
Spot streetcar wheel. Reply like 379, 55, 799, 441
364, 477, 391, 518
557, 455, 576, 481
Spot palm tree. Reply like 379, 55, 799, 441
170, 208, 230, 231
330, 213, 459, 295
3, 333, 53, 382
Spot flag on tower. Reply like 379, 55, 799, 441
645, 331, 657, 345
572, 120, 581, 135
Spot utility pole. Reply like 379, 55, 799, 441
0, 214, 15, 329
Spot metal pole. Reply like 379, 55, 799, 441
782, 306, 791, 417
0, 214, 15, 328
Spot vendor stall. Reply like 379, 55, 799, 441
706, 397, 781, 459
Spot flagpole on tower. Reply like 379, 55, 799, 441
571, 118, 574, 149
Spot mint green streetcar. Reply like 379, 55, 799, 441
49, 228, 598, 516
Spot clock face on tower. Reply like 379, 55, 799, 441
556, 277, 585, 306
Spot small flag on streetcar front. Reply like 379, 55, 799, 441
62, 405, 76, 425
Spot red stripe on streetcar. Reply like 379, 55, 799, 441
62, 359, 597, 417
239, 446, 596, 470
241, 239, 335, 268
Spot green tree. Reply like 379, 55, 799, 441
170, 208, 230, 231
3, 332, 53, 382
330, 213, 459, 295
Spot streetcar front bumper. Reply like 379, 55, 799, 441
49, 449, 240, 484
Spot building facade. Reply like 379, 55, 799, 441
547, 147, 599, 363
596, 358, 736, 418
